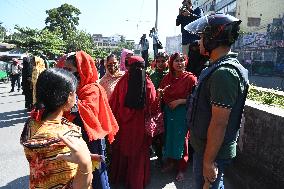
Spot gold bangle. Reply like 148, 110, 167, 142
78, 167, 92, 175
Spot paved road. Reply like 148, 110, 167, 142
0, 82, 235, 189
0, 82, 29, 189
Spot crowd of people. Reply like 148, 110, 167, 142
16, 1, 250, 188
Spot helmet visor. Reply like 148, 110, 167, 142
184, 15, 209, 35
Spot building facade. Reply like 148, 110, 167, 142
165, 35, 182, 55
193, 0, 283, 33
234, 0, 284, 75
192, 0, 215, 14
193, 0, 284, 33
236, 0, 284, 33
92, 34, 124, 49
193, 0, 284, 75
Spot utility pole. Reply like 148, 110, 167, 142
155, 0, 158, 30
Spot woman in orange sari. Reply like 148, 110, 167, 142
64, 51, 119, 189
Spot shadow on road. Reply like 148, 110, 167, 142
0, 109, 28, 128
0, 175, 29, 189
0, 93, 23, 98
0, 100, 24, 105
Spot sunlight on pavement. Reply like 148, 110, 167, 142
163, 182, 177, 189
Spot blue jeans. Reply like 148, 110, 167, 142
193, 153, 232, 189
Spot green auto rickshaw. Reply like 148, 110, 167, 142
0, 61, 10, 83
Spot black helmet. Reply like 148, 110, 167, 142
185, 13, 241, 53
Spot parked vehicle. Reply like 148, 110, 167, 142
0, 61, 11, 83
0, 49, 27, 62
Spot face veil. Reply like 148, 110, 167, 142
124, 56, 147, 109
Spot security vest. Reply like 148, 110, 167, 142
187, 54, 249, 144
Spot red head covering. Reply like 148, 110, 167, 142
128, 56, 144, 65
75, 51, 119, 143
159, 52, 196, 104
75, 51, 98, 88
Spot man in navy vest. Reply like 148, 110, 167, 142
185, 13, 249, 189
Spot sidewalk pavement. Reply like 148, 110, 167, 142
0, 82, 234, 189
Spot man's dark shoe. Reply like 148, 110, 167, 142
9, 90, 14, 93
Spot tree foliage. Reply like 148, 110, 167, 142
65, 30, 95, 55
8, 25, 65, 57
45, 3, 81, 40
118, 40, 135, 50
93, 48, 110, 60
111, 40, 135, 58
0, 22, 7, 41
44, 4, 95, 56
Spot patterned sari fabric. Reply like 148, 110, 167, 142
20, 118, 99, 189
31, 56, 46, 104
99, 71, 125, 100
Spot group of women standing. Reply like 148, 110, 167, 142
21, 49, 197, 189
100, 50, 197, 187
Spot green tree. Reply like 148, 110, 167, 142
120, 35, 126, 43
117, 40, 135, 50
8, 25, 65, 57
111, 39, 135, 58
65, 30, 94, 55
0, 22, 7, 42
38, 29, 66, 57
93, 48, 109, 60
45, 4, 94, 56
45, 3, 81, 40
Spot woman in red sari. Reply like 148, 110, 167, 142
159, 52, 197, 181
64, 51, 119, 189
109, 56, 156, 189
